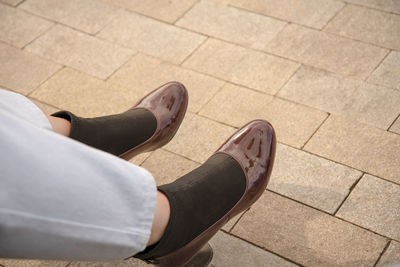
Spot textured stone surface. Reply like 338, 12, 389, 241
0, 43, 61, 94
229, 0, 345, 29
0, 259, 68, 266
342, 0, 400, 15
141, 149, 200, 185
129, 152, 153, 166
390, 116, 400, 134
164, 113, 236, 163
0, 3, 53, 48
209, 231, 297, 267
304, 115, 400, 184
325, 5, 400, 50
222, 210, 247, 232
101, 0, 198, 23
369, 51, 400, 91
176, 1, 286, 50
108, 53, 225, 113
68, 259, 150, 266
183, 39, 299, 94
20, 0, 122, 34
268, 144, 362, 213
265, 24, 388, 79
279, 66, 400, 129
31, 68, 143, 117
29, 98, 59, 115
232, 191, 387, 266
199, 83, 327, 148
25, 25, 133, 79
98, 11, 206, 64
337, 174, 400, 240
377, 241, 400, 267
0, 0, 22, 6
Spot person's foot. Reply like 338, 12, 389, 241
135, 120, 276, 266
51, 82, 188, 160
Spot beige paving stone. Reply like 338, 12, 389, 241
101, 0, 198, 23
98, 11, 206, 65
369, 51, 400, 91
183, 39, 299, 94
265, 24, 388, 79
141, 149, 200, 185
221, 209, 248, 232
68, 259, 150, 266
304, 115, 400, 184
337, 174, 400, 240
164, 113, 236, 163
176, 1, 286, 50
229, 0, 345, 29
25, 25, 133, 80
0, 43, 61, 94
325, 5, 400, 51
0, 259, 68, 266
30, 68, 144, 117
0, 3, 53, 48
343, 0, 400, 15
390, 116, 400, 134
278, 66, 400, 129
199, 83, 327, 148
20, 0, 122, 34
377, 241, 400, 267
129, 151, 153, 166
232, 191, 387, 266
268, 143, 362, 213
0, 0, 22, 6
209, 231, 297, 267
108, 53, 225, 113
29, 98, 59, 115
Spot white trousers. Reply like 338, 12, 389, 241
0, 89, 157, 261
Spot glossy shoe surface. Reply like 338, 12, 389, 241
119, 82, 188, 160
156, 120, 276, 266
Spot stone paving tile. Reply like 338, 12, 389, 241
222, 210, 247, 232
0, 3, 53, 48
0, 259, 68, 266
343, 0, 400, 15
199, 83, 327, 148
0, 0, 22, 6
25, 25, 133, 80
29, 98, 59, 115
68, 259, 149, 266
20, 0, 122, 35
101, 0, 198, 23
141, 149, 200, 185
232, 191, 387, 266
369, 51, 400, 91
278, 66, 400, 129
304, 115, 400, 184
209, 231, 297, 267
229, 0, 345, 29
164, 113, 236, 163
377, 241, 400, 266
30, 68, 144, 117
98, 11, 206, 65
325, 5, 400, 51
176, 1, 286, 50
268, 143, 362, 213
265, 24, 389, 80
0, 43, 61, 94
337, 174, 400, 240
183, 39, 300, 94
390, 116, 400, 134
129, 152, 153, 166
108, 53, 225, 113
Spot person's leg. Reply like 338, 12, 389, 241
147, 191, 170, 246
46, 115, 71, 136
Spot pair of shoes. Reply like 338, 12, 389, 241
52, 82, 276, 267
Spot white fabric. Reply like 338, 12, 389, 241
0, 89, 157, 261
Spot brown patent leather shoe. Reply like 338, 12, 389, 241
119, 82, 188, 160
155, 120, 276, 266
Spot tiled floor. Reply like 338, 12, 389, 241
0, 0, 399, 266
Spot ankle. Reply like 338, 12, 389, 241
147, 191, 170, 246
47, 115, 71, 136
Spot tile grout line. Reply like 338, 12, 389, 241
300, 113, 330, 150
171, 0, 201, 25
332, 172, 364, 216
226, 208, 250, 233
387, 113, 400, 131
15, 0, 26, 7
363, 49, 392, 82
373, 240, 392, 267
26, 65, 65, 97
28, 96, 63, 111
21, 22, 56, 50
103, 52, 138, 82
273, 63, 302, 96
179, 36, 209, 66
320, 2, 347, 31
341, 1, 400, 16
266, 190, 399, 242
220, 229, 303, 266
195, 82, 226, 115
